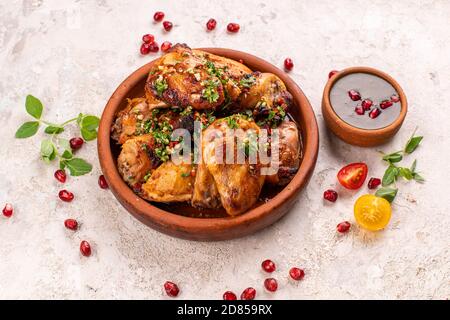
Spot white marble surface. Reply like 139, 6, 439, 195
0, 0, 449, 299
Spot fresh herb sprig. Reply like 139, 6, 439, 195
376, 129, 424, 202
15, 95, 100, 176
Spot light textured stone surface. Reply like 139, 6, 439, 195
0, 0, 449, 299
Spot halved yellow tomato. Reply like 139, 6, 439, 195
354, 194, 392, 231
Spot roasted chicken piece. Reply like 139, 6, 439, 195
191, 158, 221, 209
111, 98, 151, 144
141, 161, 194, 202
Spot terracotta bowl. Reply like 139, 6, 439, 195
322, 66, 407, 147
97, 48, 319, 241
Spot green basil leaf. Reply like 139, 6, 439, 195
58, 138, 73, 159
81, 115, 100, 131
63, 158, 92, 176
410, 159, 417, 173
44, 125, 64, 134
62, 150, 73, 159
405, 136, 423, 154
40, 139, 56, 162
375, 187, 398, 203
15, 121, 40, 138
413, 173, 425, 183
399, 167, 413, 180
25, 95, 43, 119
382, 166, 398, 186
81, 127, 97, 141
382, 152, 403, 163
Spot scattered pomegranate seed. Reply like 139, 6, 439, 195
59, 190, 74, 202
206, 18, 217, 31
80, 240, 91, 257
54, 169, 67, 183
142, 34, 154, 44
161, 41, 172, 52
355, 105, 365, 115
69, 137, 84, 150
153, 11, 164, 22
140, 43, 150, 55
328, 70, 339, 78
361, 99, 373, 110
391, 94, 400, 103
264, 278, 278, 292
261, 259, 276, 273
223, 291, 237, 300
380, 100, 393, 109
337, 221, 351, 233
2, 203, 13, 218
284, 58, 294, 71
369, 108, 381, 119
164, 281, 180, 297
148, 42, 159, 53
227, 22, 240, 33
190, 169, 196, 177
348, 89, 361, 101
368, 177, 381, 189
240, 287, 256, 300
163, 21, 173, 31
289, 267, 305, 281
98, 175, 109, 189
64, 218, 78, 231
323, 189, 338, 202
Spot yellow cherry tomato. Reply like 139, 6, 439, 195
354, 194, 392, 231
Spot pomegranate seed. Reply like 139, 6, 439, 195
227, 22, 240, 33
140, 43, 150, 55
289, 267, 305, 281
323, 189, 338, 202
142, 34, 154, 44
284, 58, 294, 71
54, 169, 67, 183
69, 137, 84, 150
361, 99, 373, 110
328, 70, 339, 78
98, 175, 109, 189
161, 41, 172, 52
64, 218, 78, 230
337, 221, 351, 233
223, 291, 237, 300
368, 177, 381, 189
80, 240, 91, 257
348, 89, 361, 101
238, 59, 244, 64
355, 106, 365, 115
380, 100, 393, 109
261, 259, 276, 273
240, 287, 256, 300
164, 281, 180, 297
264, 278, 278, 292
59, 190, 74, 202
153, 11, 164, 22
163, 21, 173, 31
148, 42, 159, 53
2, 203, 13, 217
391, 94, 400, 103
206, 18, 217, 31
369, 108, 381, 119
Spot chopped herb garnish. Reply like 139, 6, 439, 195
202, 79, 220, 103
154, 76, 168, 97
239, 74, 256, 88
181, 172, 190, 178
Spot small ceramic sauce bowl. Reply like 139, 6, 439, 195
322, 67, 407, 147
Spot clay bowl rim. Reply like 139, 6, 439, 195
97, 47, 319, 240
322, 66, 407, 137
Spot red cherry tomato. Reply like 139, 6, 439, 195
337, 163, 368, 190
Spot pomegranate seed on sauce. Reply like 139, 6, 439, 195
261, 259, 276, 273
142, 34, 154, 44
161, 41, 172, 52
98, 175, 109, 189
391, 94, 400, 103
361, 99, 373, 110
289, 267, 305, 281
223, 291, 237, 300
54, 169, 67, 183
368, 177, 381, 189
164, 281, 180, 297
227, 23, 240, 33
64, 219, 78, 231
80, 240, 91, 257
369, 108, 381, 119
69, 137, 84, 150
206, 18, 217, 31
328, 70, 339, 78
380, 100, 393, 109
148, 42, 159, 52
348, 89, 361, 101
284, 58, 294, 71
2, 203, 13, 217
323, 189, 338, 202
59, 190, 74, 202
153, 11, 164, 22
355, 106, 365, 115
240, 287, 256, 300
163, 21, 173, 31
264, 278, 278, 292
337, 221, 351, 233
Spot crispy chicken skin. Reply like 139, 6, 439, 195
141, 161, 194, 202
191, 160, 221, 209
111, 98, 150, 144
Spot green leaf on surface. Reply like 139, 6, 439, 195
76, 113, 84, 126
413, 173, 425, 183
375, 187, 398, 203
382, 165, 398, 186
81, 115, 100, 131
44, 125, 64, 134
382, 152, 403, 163
58, 138, 73, 159
404, 136, 423, 154
40, 139, 56, 163
25, 95, 43, 119
81, 127, 97, 141
410, 159, 417, 173
398, 167, 413, 180
63, 158, 92, 176
15, 121, 40, 138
